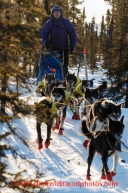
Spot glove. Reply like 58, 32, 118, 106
45, 42, 50, 50
68, 46, 73, 54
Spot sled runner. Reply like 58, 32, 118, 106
37, 51, 64, 83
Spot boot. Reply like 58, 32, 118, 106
72, 113, 80, 120
44, 141, 50, 148
52, 121, 60, 131
38, 143, 43, 150
58, 128, 63, 135
101, 174, 107, 180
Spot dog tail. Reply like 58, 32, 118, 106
81, 117, 92, 139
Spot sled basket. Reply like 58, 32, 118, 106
37, 51, 64, 83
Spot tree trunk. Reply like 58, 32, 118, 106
1, 78, 7, 114
125, 85, 128, 108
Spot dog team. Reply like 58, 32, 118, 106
34, 72, 125, 181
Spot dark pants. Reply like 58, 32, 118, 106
60, 50, 69, 79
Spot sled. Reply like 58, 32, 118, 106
37, 51, 64, 83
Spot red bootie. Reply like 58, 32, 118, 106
86, 175, 91, 180
58, 129, 63, 135
83, 140, 89, 148
44, 141, 50, 148
101, 174, 107, 180
110, 171, 116, 176
72, 113, 80, 120
38, 143, 43, 150
52, 121, 60, 131
107, 173, 113, 181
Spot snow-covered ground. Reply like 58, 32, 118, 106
0, 65, 128, 193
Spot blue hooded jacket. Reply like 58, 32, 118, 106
41, 7, 77, 51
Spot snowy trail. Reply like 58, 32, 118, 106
1, 67, 128, 193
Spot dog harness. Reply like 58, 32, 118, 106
34, 97, 59, 124
73, 83, 83, 96
74, 77, 81, 88
55, 90, 74, 111
35, 79, 47, 92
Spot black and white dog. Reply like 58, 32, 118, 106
72, 80, 93, 120
65, 72, 82, 93
35, 96, 58, 149
73, 81, 108, 120
51, 87, 74, 135
81, 115, 125, 181
65, 72, 95, 93
35, 73, 57, 97
84, 81, 108, 104
81, 98, 124, 176
82, 98, 124, 135
55, 79, 67, 87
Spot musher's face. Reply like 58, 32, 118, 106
53, 11, 61, 19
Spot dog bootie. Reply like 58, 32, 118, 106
86, 175, 91, 180
58, 128, 63, 135
38, 143, 43, 150
106, 173, 113, 181
83, 140, 89, 148
101, 174, 107, 180
110, 171, 116, 176
44, 141, 50, 148
52, 121, 60, 131
72, 113, 80, 120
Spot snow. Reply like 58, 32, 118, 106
0, 65, 128, 193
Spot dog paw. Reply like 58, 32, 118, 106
44, 141, 50, 148
101, 174, 107, 180
58, 129, 63, 135
38, 143, 43, 150
52, 122, 60, 131
72, 114, 80, 120
107, 173, 113, 181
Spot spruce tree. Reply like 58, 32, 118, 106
103, 0, 128, 104
0, 1, 47, 192
0, 0, 46, 121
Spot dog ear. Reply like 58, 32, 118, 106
104, 101, 110, 108
90, 79, 94, 87
66, 72, 69, 77
118, 102, 124, 108
44, 72, 47, 77
120, 116, 124, 123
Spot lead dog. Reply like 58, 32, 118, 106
34, 96, 58, 149
81, 115, 125, 181
81, 98, 124, 176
